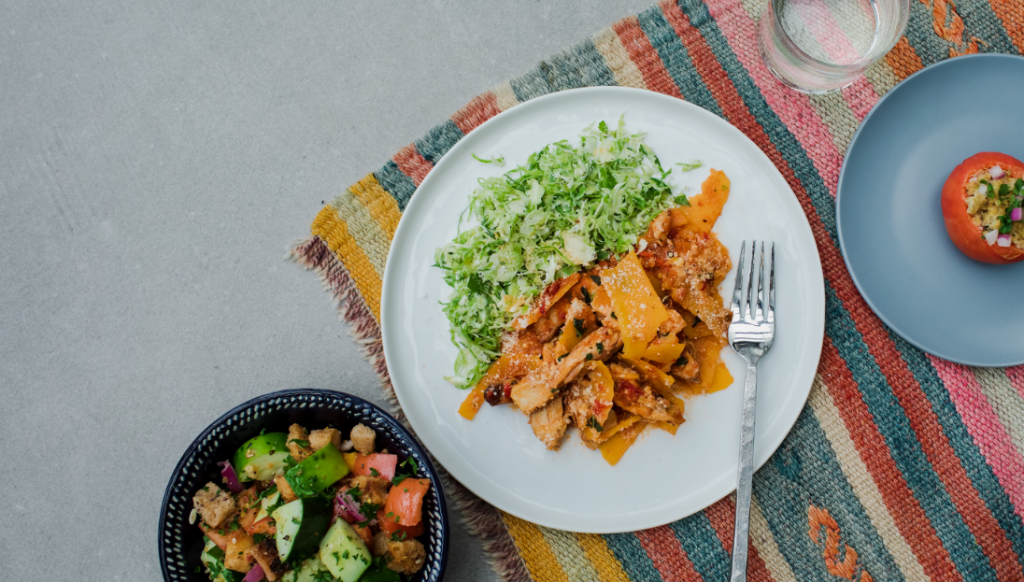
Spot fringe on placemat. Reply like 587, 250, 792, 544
289, 235, 531, 582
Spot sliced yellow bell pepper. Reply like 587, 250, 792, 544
602, 250, 668, 359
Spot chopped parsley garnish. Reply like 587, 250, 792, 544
391, 457, 420, 486
573, 318, 585, 337
596, 342, 604, 353
435, 118, 681, 388
580, 287, 592, 304
585, 353, 594, 361
247, 484, 279, 509
288, 439, 310, 448
586, 417, 603, 432
370, 468, 380, 477
590, 275, 602, 286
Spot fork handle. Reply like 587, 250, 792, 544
730, 359, 758, 582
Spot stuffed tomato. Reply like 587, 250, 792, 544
941, 152, 1024, 264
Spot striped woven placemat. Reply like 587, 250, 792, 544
292, 0, 1024, 580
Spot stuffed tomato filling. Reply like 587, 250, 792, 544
964, 164, 1024, 249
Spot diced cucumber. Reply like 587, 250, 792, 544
200, 539, 243, 582
280, 556, 333, 582
233, 433, 291, 482
272, 497, 333, 563
318, 519, 372, 582
284, 443, 348, 497
254, 490, 281, 523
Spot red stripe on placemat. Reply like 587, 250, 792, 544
820, 338, 963, 582
452, 91, 502, 135
635, 526, 705, 582
704, 498, 776, 582
391, 144, 433, 186
613, 16, 684, 98
659, 2, 774, 158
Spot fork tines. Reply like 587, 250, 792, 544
730, 240, 775, 326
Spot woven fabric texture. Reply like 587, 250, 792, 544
292, 0, 1024, 580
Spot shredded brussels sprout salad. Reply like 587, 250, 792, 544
435, 117, 698, 388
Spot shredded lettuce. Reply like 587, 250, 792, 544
435, 117, 679, 388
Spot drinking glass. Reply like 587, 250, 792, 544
758, 0, 910, 93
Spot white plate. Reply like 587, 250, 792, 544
381, 87, 824, 533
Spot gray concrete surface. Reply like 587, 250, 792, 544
0, 1, 654, 580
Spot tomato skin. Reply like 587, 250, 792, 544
376, 507, 425, 538
383, 478, 431, 527
941, 152, 1024, 264
350, 453, 398, 481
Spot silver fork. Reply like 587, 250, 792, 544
727, 241, 775, 582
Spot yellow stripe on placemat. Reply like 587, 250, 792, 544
576, 533, 632, 582
348, 174, 402, 240
501, 512, 570, 582
311, 205, 383, 320
330, 191, 389, 277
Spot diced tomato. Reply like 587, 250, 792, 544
353, 523, 374, 547
238, 505, 260, 532
350, 453, 398, 481
941, 152, 1024, 264
383, 478, 431, 527
199, 522, 231, 551
246, 515, 276, 535
376, 508, 424, 538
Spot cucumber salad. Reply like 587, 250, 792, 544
191, 422, 432, 582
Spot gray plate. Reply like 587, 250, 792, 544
837, 53, 1024, 367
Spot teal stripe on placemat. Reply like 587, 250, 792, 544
604, 532, 665, 582
636, 5, 723, 118
669, 513, 735, 582
755, 407, 908, 582
413, 120, 464, 165
373, 160, 417, 210
824, 285, 1000, 582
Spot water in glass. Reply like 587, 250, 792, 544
758, 0, 909, 93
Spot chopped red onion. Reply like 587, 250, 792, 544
335, 491, 365, 523
1012, 208, 1023, 222
241, 563, 265, 582
985, 230, 999, 246
997, 234, 1012, 247
977, 184, 988, 196
217, 461, 243, 494
990, 165, 1006, 180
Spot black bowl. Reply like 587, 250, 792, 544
158, 389, 449, 582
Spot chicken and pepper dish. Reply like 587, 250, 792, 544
458, 170, 735, 465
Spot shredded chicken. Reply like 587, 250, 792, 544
613, 380, 683, 424
529, 397, 569, 450
510, 326, 622, 414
